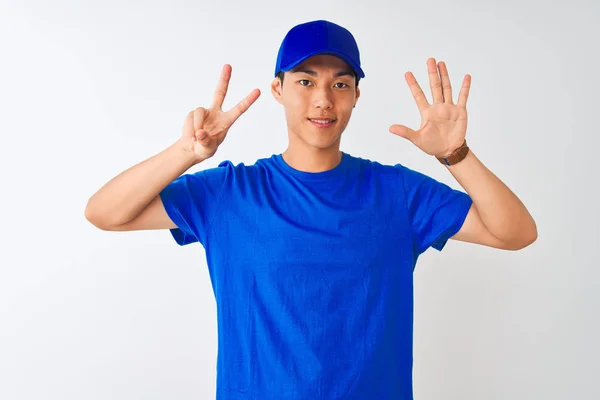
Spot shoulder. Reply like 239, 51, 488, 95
344, 154, 459, 199
343, 153, 414, 182
190, 156, 268, 178
186, 154, 279, 189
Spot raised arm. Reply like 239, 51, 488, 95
84, 64, 260, 231
390, 58, 536, 250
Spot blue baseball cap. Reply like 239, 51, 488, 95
274, 20, 365, 79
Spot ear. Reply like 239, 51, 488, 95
354, 86, 361, 108
271, 78, 283, 105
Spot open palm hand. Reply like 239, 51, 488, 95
389, 58, 471, 157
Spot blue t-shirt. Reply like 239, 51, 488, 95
159, 152, 472, 400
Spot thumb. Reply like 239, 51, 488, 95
195, 129, 208, 141
389, 124, 418, 142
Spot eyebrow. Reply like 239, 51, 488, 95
290, 67, 354, 78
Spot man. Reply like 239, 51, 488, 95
85, 20, 537, 400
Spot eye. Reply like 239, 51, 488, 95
334, 82, 349, 89
298, 79, 312, 86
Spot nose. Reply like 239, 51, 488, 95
312, 87, 333, 110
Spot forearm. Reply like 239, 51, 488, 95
85, 139, 202, 228
446, 150, 537, 245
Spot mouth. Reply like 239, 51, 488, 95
308, 118, 337, 128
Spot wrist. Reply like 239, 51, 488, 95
436, 139, 469, 166
178, 137, 210, 164
174, 138, 206, 167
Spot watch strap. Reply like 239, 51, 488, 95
436, 140, 469, 166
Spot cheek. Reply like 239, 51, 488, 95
283, 100, 303, 120
336, 107, 355, 130
337, 117, 350, 132
283, 95, 308, 118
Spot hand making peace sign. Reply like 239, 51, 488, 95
181, 64, 261, 162
389, 58, 471, 158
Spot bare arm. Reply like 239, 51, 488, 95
390, 58, 536, 251
84, 64, 260, 232
448, 150, 537, 250
84, 139, 200, 231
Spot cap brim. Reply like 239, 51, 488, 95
279, 49, 365, 79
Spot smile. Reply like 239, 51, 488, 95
308, 118, 336, 127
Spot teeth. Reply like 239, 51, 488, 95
312, 119, 333, 124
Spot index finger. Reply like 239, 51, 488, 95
212, 64, 232, 109
405, 71, 429, 113
225, 88, 261, 124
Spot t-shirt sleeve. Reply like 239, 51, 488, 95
396, 163, 473, 254
159, 161, 231, 246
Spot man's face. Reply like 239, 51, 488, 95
271, 54, 360, 151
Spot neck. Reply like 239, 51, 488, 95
281, 142, 343, 173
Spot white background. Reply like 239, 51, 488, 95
1, 0, 598, 399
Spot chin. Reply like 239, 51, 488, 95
306, 135, 342, 150
289, 121, 344, 149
